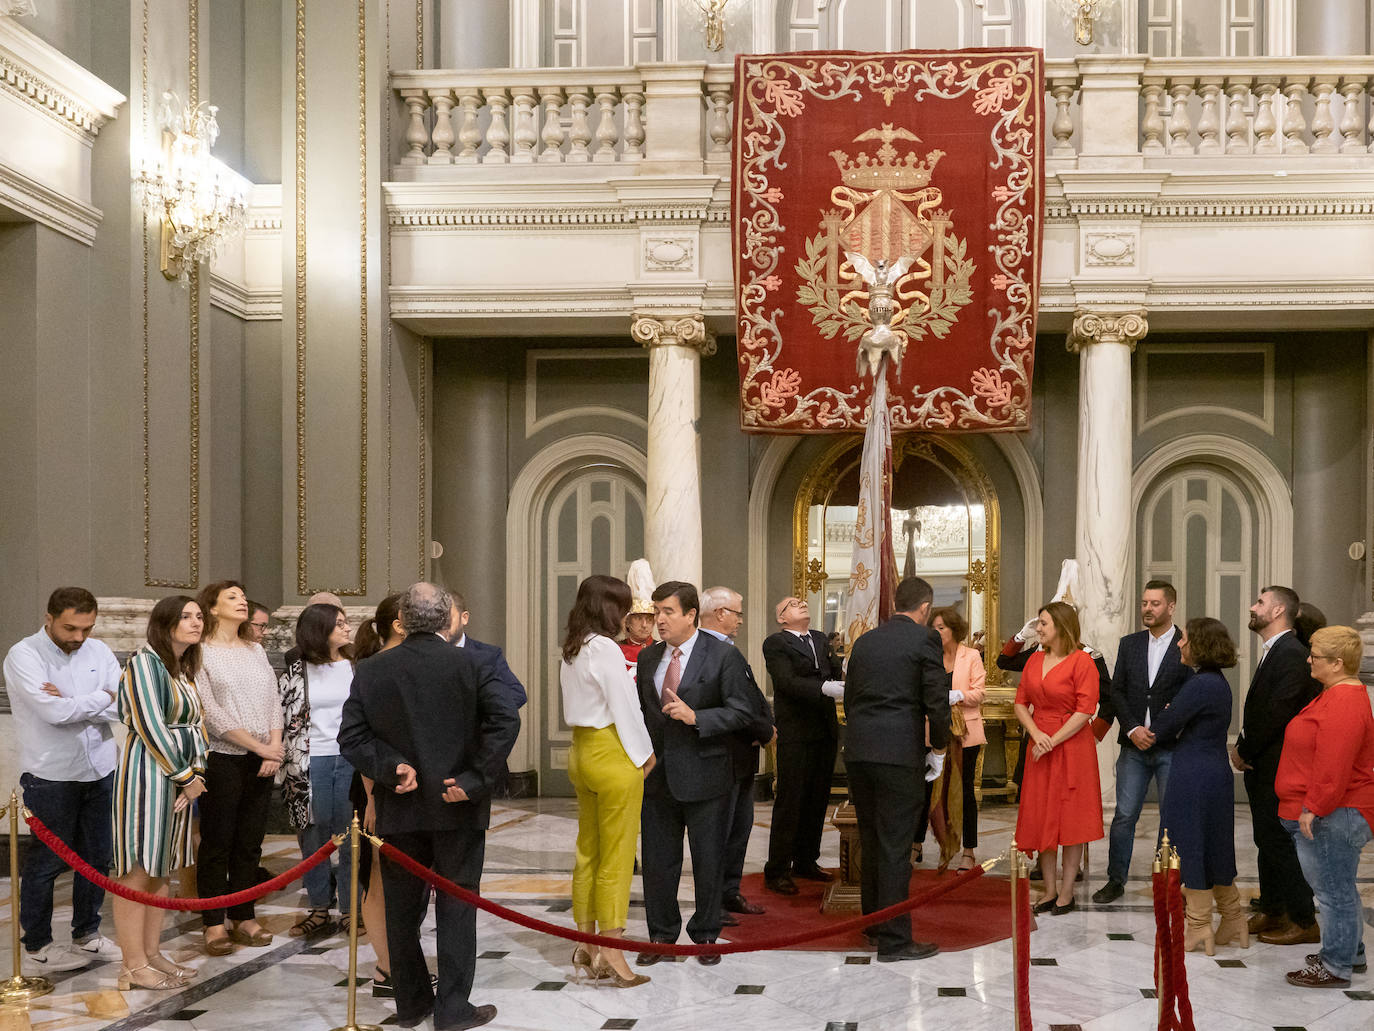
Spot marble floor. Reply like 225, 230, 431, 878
1, 797, 1372, 1031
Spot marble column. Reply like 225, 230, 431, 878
1067, 309, 1148, 673
630, 313, 715, 589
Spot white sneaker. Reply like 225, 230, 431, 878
25, 942, 91, 972
74, 934, 123, 963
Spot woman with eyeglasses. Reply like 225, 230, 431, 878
1275, 625, 1374, 989
280, 602, 358, 938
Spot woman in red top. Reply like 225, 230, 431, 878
1276, 624, 1374, 989
1014, 601, 1103, 913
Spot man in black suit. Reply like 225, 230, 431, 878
1093, 580, 1192, 905
446, 591, 527, 709
761, 595, 844, 895
339, 582, 521, 1031
697, 586, 775, 923
1232, 585, 1320, 945
634, 581, 756, 967
843, 577, 951, 961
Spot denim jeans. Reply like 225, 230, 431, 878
1106, 745, 1173, 885
19, 771, 114, 951
1282, 808, 1372, 979
299, 754, 355, 913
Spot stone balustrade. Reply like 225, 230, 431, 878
391, 57, 1374, 174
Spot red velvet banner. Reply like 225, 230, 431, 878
733, 50, 1044, 432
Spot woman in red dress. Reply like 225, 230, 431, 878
1014, 601, 1104, 913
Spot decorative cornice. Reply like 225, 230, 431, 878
629, 312, 717, 356
387, 201, 730, 229
1067, 308, 1149, 353
208, 273, 284, 320
0, 18, 124, 138
0, 161, 101, 243
1048, 194, 1374, 222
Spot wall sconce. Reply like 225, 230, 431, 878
134, 91, 247, 284
1054, 0, 1105, 45
688, 0, 742, 52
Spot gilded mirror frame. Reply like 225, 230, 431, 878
792, 433, 1007, 691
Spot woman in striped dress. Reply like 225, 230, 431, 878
111, 595, 208, 991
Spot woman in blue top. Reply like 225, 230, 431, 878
1150, 616, 1245, 956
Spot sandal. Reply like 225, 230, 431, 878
118, 963, 188, 991
149, 952, 197, 979
289, 908, 333, 939
957, 853, 977, 872
202, 929, 234, 957
227, 921, 274, 947
339, 911, 364, 936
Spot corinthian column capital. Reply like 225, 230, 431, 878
630, 312, 717, 357
1066, 308, 1149, 353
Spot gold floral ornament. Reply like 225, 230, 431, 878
795, 124, 975, 362
967, 558, 988, 595
805, 558, 826, 594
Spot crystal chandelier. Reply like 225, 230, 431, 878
134, 91, 247, 284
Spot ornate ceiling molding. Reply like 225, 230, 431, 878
386, 201, 730, 229
0, 18, 124, 138
0, 161, 101, 242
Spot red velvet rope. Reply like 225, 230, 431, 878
25, 814, 337, 911
1166, 869, 1195, 1031
1152, 869, 1175, 1031
1013, 875, 1032, 1031
378, 840, 989, 956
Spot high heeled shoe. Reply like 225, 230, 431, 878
117, 963, 188, 991
149, 952, 197, 979
591, 955, 650, 988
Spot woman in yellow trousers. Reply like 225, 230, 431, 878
560, 575, 656, 988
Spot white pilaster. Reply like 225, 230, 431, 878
1068, 308, 1148, 672
630, 312, 714, 589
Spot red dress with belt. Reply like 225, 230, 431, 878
1014, 648, 1104, 851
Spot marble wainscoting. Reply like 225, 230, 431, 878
0, 799, 1371, 1031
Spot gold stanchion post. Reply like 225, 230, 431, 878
330, 813, 380, 1031
1009, 840, 1023, 1031
1153, 833, 1166, 1026
2, 790, 54, 1003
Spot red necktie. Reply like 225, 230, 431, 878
661, 647, 683, 701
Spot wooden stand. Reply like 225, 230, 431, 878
820, 802, 863, 913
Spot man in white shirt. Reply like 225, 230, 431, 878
698, 587, 775, 923
1092, 580, 1191, 905
2, 588, 124, 970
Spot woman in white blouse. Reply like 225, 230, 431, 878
193, 580, 283, 956
561, 575, 655, 988
279, 603, 356, 937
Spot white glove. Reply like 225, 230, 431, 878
948, 689, 964, 705
1014, 617, 1039, 644
924, 752, 946, 783
821, 680, 845, 700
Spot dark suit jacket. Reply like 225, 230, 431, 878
635, 631, 756, 803
1108, 626, 1192, 747
762, 628, 842, 743
459, 635, 528, 708
701, 630, 775, 780
1236, 630, 1320, 775
338, 632, 521, 834
842, 614, 951, 768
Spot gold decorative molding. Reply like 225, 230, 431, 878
415, 0, 423, 68
293, 0, 371, 596
418, 336, 429, 580
141, 0, 201, 590
792, 433, 1005, 689
1066, 308, 1149, 353
629, 312, 717, 356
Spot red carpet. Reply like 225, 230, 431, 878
723, 868, 1013, 952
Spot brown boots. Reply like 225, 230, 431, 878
1182, 887, 1216, 955
1212, 884, 1250, 949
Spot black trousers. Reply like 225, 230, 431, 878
1245, 765, 1315, 924
764, 733, 837, 878
197, 751, 273, 926
915, 745, 981, 848
641, 788, 731, 943
722, 773, 755, 898
382, 826, 485, 1029
847, 760, 924, 953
